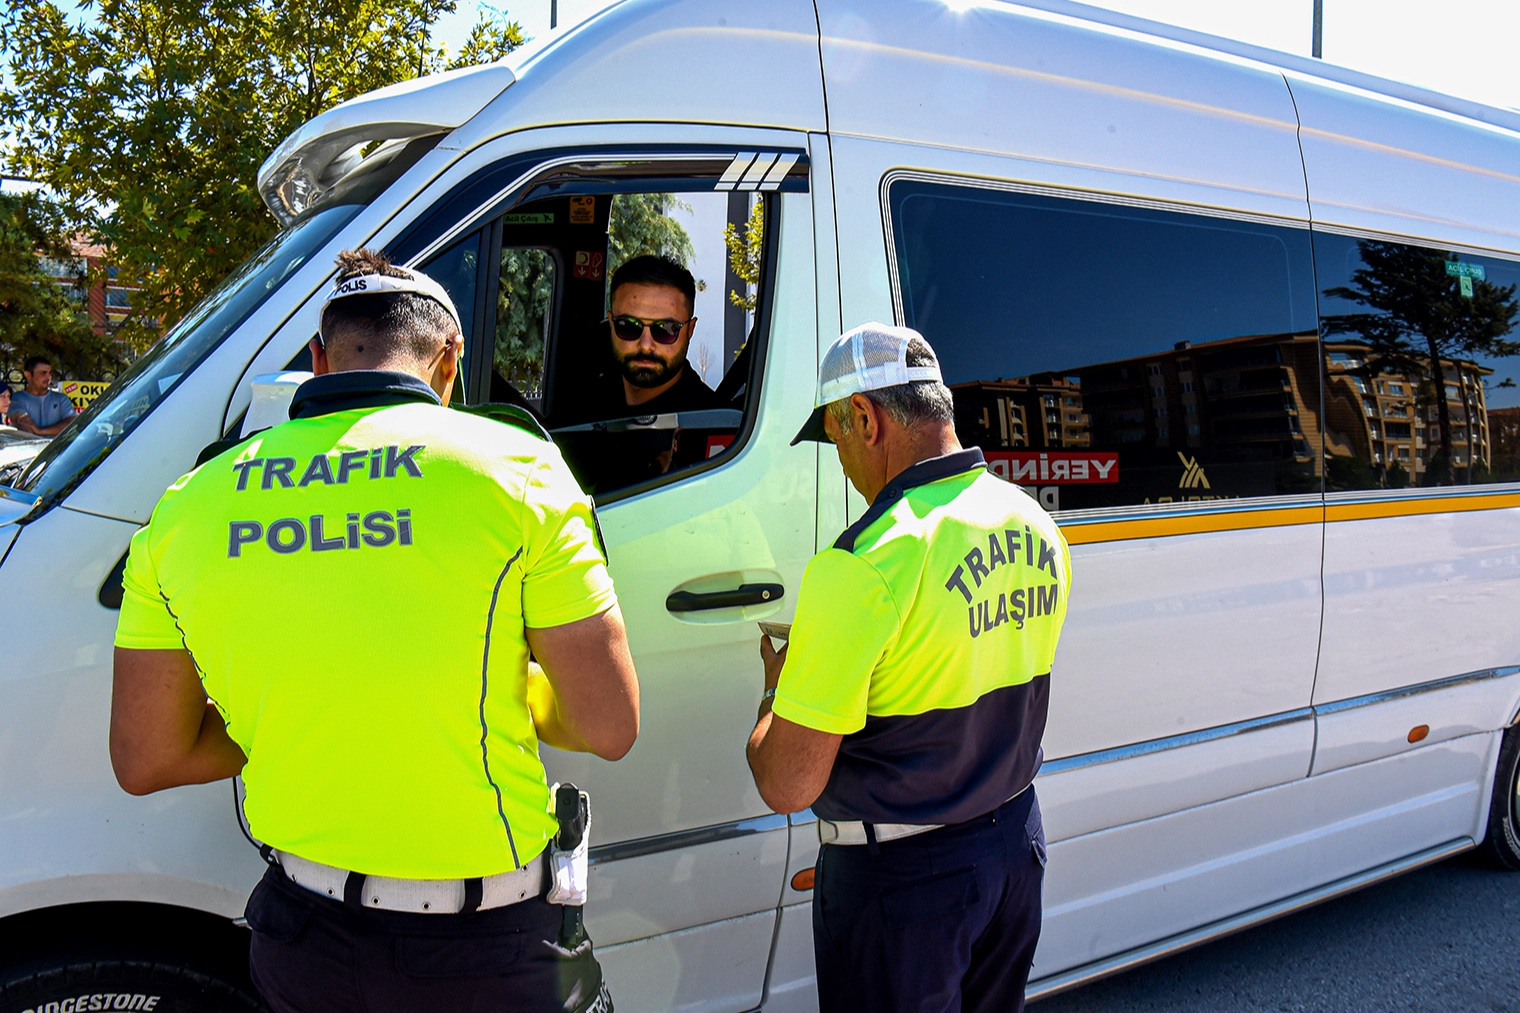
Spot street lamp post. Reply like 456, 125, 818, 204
551, 0, 557, 29
1312, 0, 1323, 58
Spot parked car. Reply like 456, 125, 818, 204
0, 426, 50, 488
3, 1, 1519, 1010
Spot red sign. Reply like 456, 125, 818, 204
706, 435, 735, 459
985, 451, 1119, 485
572, 250, 604, 280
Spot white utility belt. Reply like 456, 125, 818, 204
275, 850, 544, 914
817, 820, 943, 846
817, 786, 1032, 847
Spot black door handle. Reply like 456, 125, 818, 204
666, 582, 785, 613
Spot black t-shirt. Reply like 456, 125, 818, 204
561, 365, 726, 494
598, 364, 721, 418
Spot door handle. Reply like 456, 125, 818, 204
665, 582, 785, 613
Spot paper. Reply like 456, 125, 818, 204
760, 614, 796, 638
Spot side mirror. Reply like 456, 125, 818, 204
242, 371, 314, 438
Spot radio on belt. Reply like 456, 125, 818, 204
549, 782, 591, 947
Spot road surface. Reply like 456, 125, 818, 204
1033, 853, 1520, 1012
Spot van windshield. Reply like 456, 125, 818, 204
16, 203, 364, 516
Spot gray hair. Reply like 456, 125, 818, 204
825, 335, 955, 434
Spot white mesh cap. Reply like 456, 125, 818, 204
792, 322, 943, 445
319, 265, 462, 339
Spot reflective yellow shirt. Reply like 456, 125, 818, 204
114, 371, 616, 878
773, 449, 1071, 825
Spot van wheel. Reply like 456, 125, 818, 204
0, 958, 264, 1013
1480, 723, 1520, 870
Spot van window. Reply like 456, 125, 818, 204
16, 202, 364, 515
1313, 232, 1520, 490
886, 179, 1320, 512
492, 247, 555, 405
473, 188, 772, 499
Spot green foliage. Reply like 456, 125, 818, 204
0, 0, 525, 354
495, 247, 554, 398
449, 4, 527, 68
722, 199, 764, 313
0, 191, 120, 376
1322, 240, 1520, 484
606, 193, 694, 281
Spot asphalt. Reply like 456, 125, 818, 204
1031, 852, 1520, 1013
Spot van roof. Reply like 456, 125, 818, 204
258, 0, 1520, 223
1009, 0, 1520, 136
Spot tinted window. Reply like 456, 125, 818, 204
1314, 232, 1520, 489
889, 180, 1320, 512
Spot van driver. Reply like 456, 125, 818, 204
597, 255, 720, 417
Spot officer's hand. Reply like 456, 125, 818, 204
760, 635, 787, 692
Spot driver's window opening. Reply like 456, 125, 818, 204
486, 189, 770, 497
494, 247, 555, 407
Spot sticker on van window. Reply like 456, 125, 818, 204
1446, 260, 1484, 298
984, 451, 1118, 485
503, 212, 555, 225
572, 251, 604, 280
569, 196, 596, 225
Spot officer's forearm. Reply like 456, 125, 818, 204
526, 667, 593, 753
747, 711, 842, 815
111, 647, 247, 794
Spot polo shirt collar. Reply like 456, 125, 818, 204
289, 370, 441, 420
872, 447, 986, 506
834, 448, 986, 553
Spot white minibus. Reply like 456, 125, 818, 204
3, 1, 1519, 1009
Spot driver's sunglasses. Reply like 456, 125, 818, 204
608, 315, 693, 344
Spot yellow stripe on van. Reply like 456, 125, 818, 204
1324, 491, 1520, 523
1059, 505, 1321, 545
1059, 489, 1520, 545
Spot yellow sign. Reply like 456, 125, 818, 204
61, 380, 112, 409
569, 195, 596, 225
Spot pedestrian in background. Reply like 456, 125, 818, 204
108, 249, 636, 1013
746, 323, 1072, 1013
0, 385, 12, 426
9, 355, 77, 437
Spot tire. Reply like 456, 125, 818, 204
0, 959, 263, 1013
1479, 722, 1520, 870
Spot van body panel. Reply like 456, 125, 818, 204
764, 902, 818, 1013
581, 823, 789, 946
447, 0, 825, 157
1051, 528, 1322, 760
0, 507, 266, 917
1291, 75, 1520, 252
1032, 732, 1491, 981
817, 0, 1309, 221
594, 910, 777, 1013
1037, 716, 1314, 843
1312, 667, 1520, 776
1316, 509, 1520, 707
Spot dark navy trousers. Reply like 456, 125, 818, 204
813, 788, 1046, 1013
246, 864, 610, 1013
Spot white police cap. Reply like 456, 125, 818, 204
319, 265, 462, 339
792, 322, 944, 445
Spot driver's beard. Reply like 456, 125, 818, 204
619, 351, 683, 389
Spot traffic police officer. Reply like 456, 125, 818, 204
746, 323, 1071, 1013
109, 249, 637, 1013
